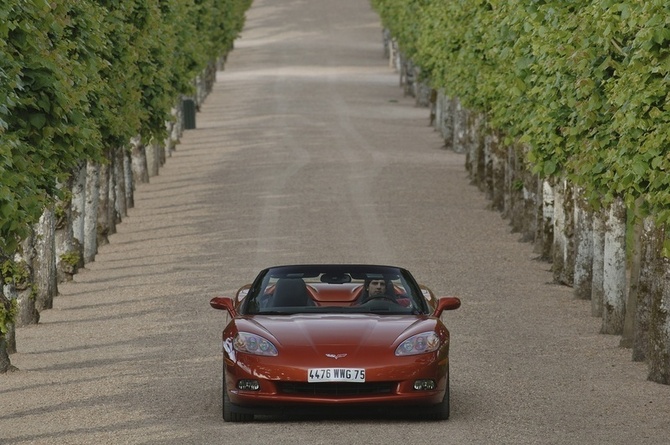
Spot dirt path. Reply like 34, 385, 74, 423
2, 0, 670, 444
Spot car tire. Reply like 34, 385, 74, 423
223, 368, 254, 422
427, 369, 450, 420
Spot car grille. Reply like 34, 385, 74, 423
278, 382, 395, 396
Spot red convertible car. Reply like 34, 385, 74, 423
210, 264, 461, 422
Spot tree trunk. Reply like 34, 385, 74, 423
621, 204, 644, 348
55, 184, 79, 282
489, 131, 505, 212
648, 252, 670, 384
573, 189, 593, 299
0, 338, 11, 372
439, 93, 456, 152
388, 38, 398, 70
165, 112, 177, 157
196, 69, 207, 105
131, 136, 149, 184
634, 216, 661, 361
601, 197, 627, 335
1, 284, 17, 354
165, 120, 175, 157
506, 147, 525, 234
453, 99, 467, 154
557, 180, 574, 285
502, 146, 520, 219
520, 162, 539, 243
538, 179, 554, 261
466, 112, 485, 192
33, 208, 58, 311
464, 110, 475, 177
106, 149, 118, 236
124, 148, 135, 209
71, 163, 87, 260
398, 52, 408, 88
0, 327, 17, 373
4, 322, 16, 355
414, 78, 432, 108
552, 180, 567, 283
146, 140, 161, 177
83, 161, 100, 264
591, 210, 606, 317
382, 28, 391, 59
483, 126, 495, 203
97, 156, 111, 247
15, 236, 38, 327
115, 147, 128, 219
429, 88, 438, 128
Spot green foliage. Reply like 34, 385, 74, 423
0, 0, 252, 329
0, 0, 251, 251
1, 259, 30, 287
372, 0, 670, 226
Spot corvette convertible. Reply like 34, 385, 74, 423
210, 264, 461, 422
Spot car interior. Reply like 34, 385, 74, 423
244, 267, 426, 315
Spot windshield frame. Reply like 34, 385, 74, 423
240, 264, 429, 316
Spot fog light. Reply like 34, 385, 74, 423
413, 379, 436, 391
237, 380, 260, 391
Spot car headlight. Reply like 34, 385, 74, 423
395, 331, 441, 356
233, 332, 278, 356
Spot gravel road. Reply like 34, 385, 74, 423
2, 0, 670, 444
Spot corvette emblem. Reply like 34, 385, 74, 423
325, 353, 347, 360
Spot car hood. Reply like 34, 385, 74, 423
236, 314, 436, 351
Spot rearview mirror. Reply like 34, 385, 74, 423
210, 296, 237, 318
236, 284, 251, 303
433, 297, 461, 318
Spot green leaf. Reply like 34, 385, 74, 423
631, 160, 648, 177
28, 113, 47, 129
544, 160, 557, 176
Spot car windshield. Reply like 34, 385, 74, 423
242, 265, 429, 315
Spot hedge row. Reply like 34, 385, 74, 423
0, 0, 251, 258
371, 0, 670, 248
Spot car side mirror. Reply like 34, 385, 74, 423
210, 296, 237, 318
433, 297, 461, 318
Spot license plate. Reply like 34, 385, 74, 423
307, 368, 366, 383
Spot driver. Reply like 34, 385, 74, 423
367, 279, 387, 298
360, 278, 396, 303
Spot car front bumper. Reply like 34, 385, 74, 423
224, 355, 448, 408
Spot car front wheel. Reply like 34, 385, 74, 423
427, 369, 450, 420
223, 369, 254, 422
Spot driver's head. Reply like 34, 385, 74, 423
366, 279, 387, 297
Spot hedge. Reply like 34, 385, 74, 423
371, 0, 670, 248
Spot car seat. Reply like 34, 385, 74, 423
272, 278, 310, 307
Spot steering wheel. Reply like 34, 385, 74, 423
363, 295, 397, 304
